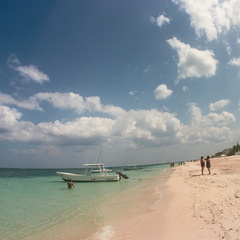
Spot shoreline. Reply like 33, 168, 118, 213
86, 166, 172, 240
110, 156, 240, 240
17, 165, 170, 240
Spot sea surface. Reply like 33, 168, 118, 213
0, 164, 171, 240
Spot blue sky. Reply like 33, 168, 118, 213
1, 0, 240, 168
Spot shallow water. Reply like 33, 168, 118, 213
0, 165, 170, 240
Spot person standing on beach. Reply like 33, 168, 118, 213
200, 156, 205, 175
205, 156, 211, 174
68, 179, 75, 189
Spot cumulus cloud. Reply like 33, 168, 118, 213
209, 99, 231, 111
189, 103, 235, 126
34, 92, 125, 117
0, 91, 179, 148
0, 105, 22, 126
229, 57, 240, 66
151, 14, 170, 27
182, 103, 235, 143
0, 105, 31, 139
167, 37, 218, 80
0, 103, 182, 148
0, 92, 125, 118
38, 117, 115, 144
172, 0, 240, 41
35, 92, 88, 113
0, 92, 236, 151
205, 111, 235, 126
154, 84, 173, 100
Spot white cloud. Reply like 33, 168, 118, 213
35, 92, 126, 117
181, 103, 235, 143
188, 103, 202, 124
38, 117, 115, 143
116, 109, 182, 147
102, 104, 126, 118
154, 84, 173, 100
151, 14, 170, 27
209, 99, 231, 111
182, 86, 189, 92
0, 103, 182, 148
0, 93, 237, 153
15, 65, 50, 84
0, 105, 22, 126
0, 105, 34, 142
6, 54, 50, 84
182, 124, 232, 143
167, 37, 218, 80
204, 111, 235, 126
35, 92, 104, 114
143, 65, 151, 73
229, 57, 240, 66
129, 91, 137, 96
172, 0, 240, 41
0, 92, 126, 118
163, 106, 169, 112
189, 103, 235, 126
223, 39, 232, 55
7, 54, 21, 67
0, 93, 42, 111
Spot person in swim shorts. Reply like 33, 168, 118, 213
205, 156, 211, 174
200, 156, 205, 175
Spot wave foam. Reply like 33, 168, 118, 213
87, 225, 115, 240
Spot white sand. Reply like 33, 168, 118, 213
110, 156, 240, 240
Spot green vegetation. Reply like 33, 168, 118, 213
214, 142, 240, 157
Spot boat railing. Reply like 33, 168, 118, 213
84, 163, 109, 175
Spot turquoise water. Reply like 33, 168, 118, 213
0, 165, 170, 240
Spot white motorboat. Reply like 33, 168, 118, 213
123, 164, 143, 171
56, 163, 128, 182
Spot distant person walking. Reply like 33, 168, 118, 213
200, 156, 205, 175
205, 156, 211, 174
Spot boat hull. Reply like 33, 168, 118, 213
123, 167, 142, 171
56, 171, 120, 182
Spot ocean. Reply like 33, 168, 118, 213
0, 164, 171, 240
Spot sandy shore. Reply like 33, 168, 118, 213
110, 155, 240, 240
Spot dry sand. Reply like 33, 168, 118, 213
110, 155, 240, 240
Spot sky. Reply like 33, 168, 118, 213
1, 0, 240, 168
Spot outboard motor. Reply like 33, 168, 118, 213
116, 171, 129, 179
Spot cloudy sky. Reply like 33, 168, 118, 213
1, 0, 240, 168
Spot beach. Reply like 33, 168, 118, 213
2, 158, 240, 240
110, 156, 240, 240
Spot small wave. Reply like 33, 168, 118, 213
153, 187, 163, 207
87, 225, 115, 240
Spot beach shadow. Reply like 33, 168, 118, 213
191, 173, 216, 177
190, 174, 203, 177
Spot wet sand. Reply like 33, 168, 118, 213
110, 155, 240, 240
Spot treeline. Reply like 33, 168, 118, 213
214, 142, 240, 157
